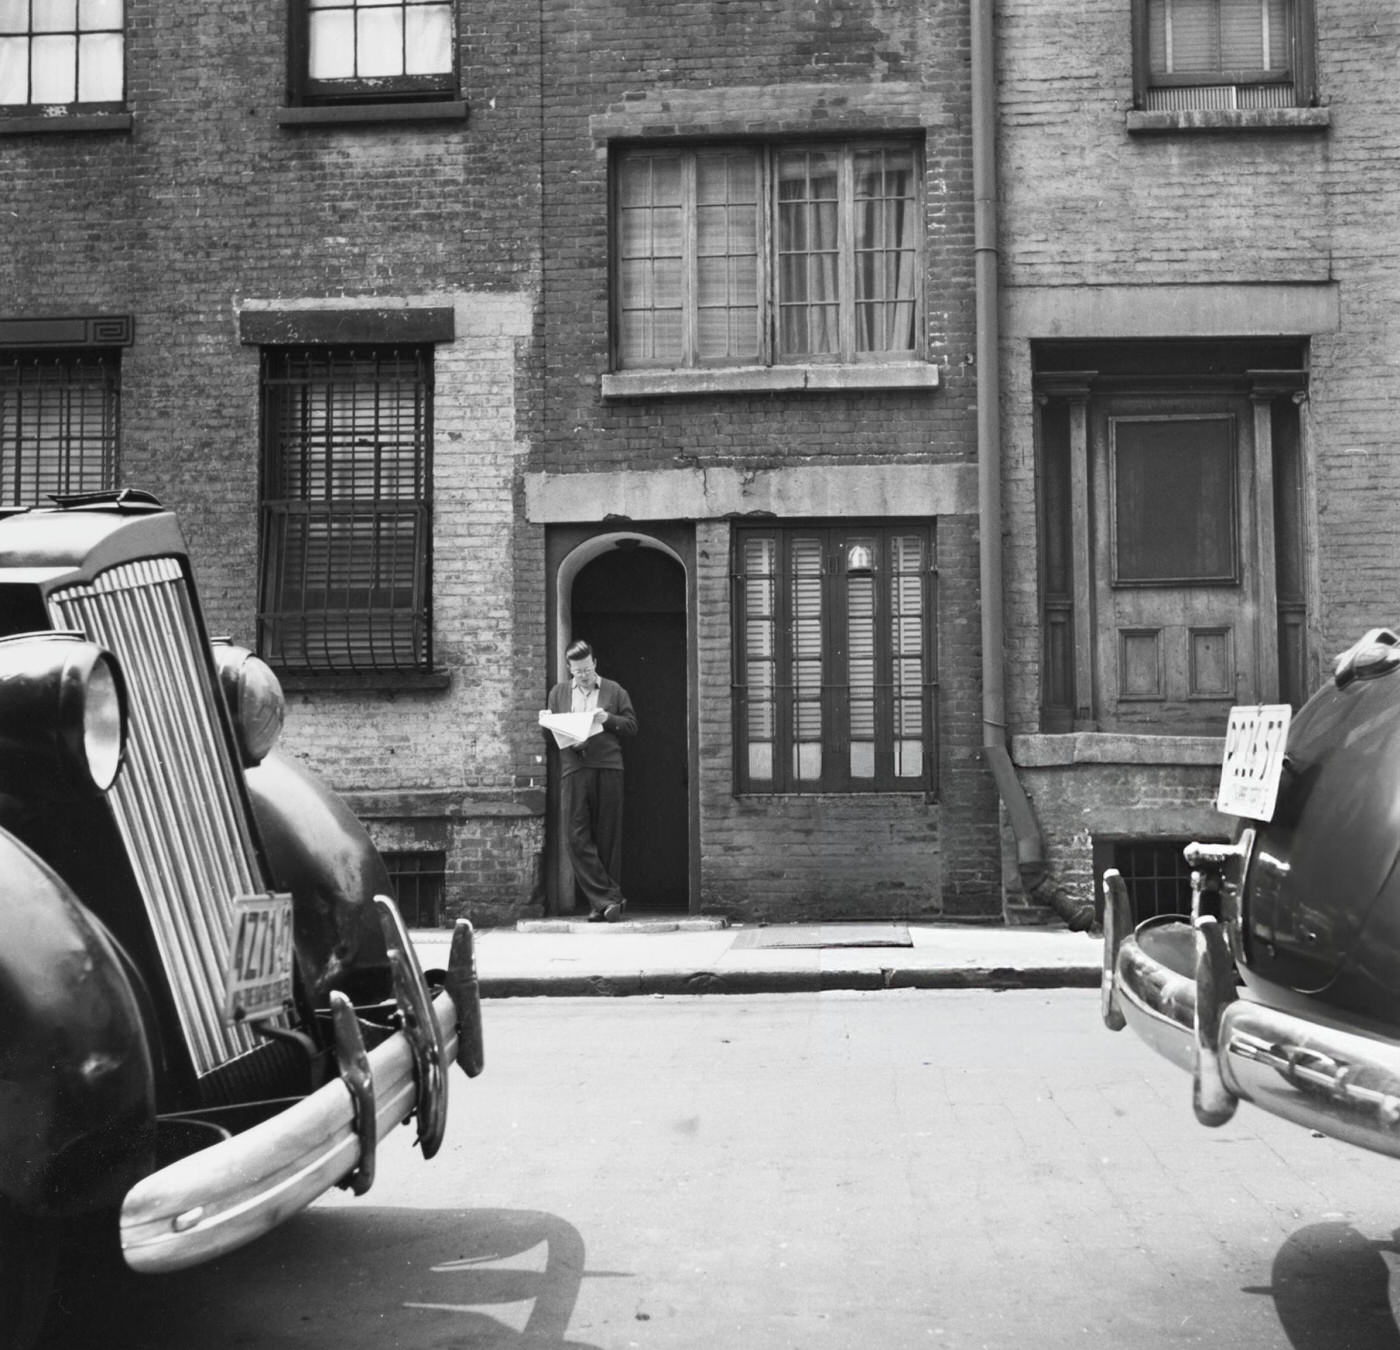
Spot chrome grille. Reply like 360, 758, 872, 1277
50, 557, 269, 1077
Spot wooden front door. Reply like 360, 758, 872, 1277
1089, 390, 1266, 735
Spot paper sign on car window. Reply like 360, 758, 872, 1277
225, 892, 294, 1023
1217, 704, 1292, 822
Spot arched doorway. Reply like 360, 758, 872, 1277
547, 531, 691, 914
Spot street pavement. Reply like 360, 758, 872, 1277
409, 915, 1105, 998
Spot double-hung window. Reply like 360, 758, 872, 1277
0, 349, 118, 503
732, 523, 936, 794
258, 345, 433, 675
615, 139, 922, 371
1132, 0, 1316, 110
288, 0, 456, 107
0, 0, 124, 113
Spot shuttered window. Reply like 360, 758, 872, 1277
258, 346, 432, 674
1133, 0, 1316, 110
0, 350, 118, 503
732, 524, 936, 794
616, 140, 922, 371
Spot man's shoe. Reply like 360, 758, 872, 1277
602, 902, 623, 923
587, 909, 606, 923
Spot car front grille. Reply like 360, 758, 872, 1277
50, 557, 271, 1078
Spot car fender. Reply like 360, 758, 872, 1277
0, 826, 155, 1217
244, 749, 393, 1004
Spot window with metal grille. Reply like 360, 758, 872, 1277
732, 523, 936, 794
1104, 839, 1195, 924
0, 350, 118, 504
0, 0, 124, 111
287, 0, 456, 106
381, 849, 445, 928
1132, 0, 1316, 110
258, 345, 432, 674
614, 139, 922, 371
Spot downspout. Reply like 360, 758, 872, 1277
970, 0, 1094, 931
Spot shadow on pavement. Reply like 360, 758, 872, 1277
41, 1206, 606, 1350
1255, 1221, 1400, 1350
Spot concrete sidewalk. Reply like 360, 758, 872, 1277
409, 917, 1105, 998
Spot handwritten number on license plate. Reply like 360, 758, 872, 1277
1217, 704, 1292, 822
226, 893, 294, 1023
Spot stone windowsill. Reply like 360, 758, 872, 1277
602, 362, 940, 400
1126, 107, 1331, 135
1012, 732, 1225, 768
0, 111, 132, 135
277, 101, 468, 128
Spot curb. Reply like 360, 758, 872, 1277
479, 965, 1102, 998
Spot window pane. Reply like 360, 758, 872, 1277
0, 3, 27, 34
854, 148, 917, 354
309, 9, 354, 77
789, 538, 824, 779
357, 6, 402, 76
78, 0, 122, 30
617, 154, 688, 366
1150, 0, 1290, 74
777, 149, 841, 358
33, 0, 77, 31
31, 33, 76, 102
404, 2, 451, 74
847, 565, 876, 775
695, 151, 760, 362
77, 30, 120, 99
1113, 417, 1236, 582
0, 36, 26, 102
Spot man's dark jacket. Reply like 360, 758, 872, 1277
545, 677, 638, 776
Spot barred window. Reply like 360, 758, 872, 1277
615, 140, 922, 371
732, 523, 936, 794
0, 350, 118, 504
288, 0, 456, 106
0, 0, 125, 110
1133, 0, 1316, 110
382, 849, 445, 927
258, 346, 432, 674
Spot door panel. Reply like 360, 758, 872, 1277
1092, 392, 1260, 733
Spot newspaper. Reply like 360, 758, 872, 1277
538, 710, 604, 750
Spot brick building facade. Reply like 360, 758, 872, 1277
3, 1, 1385, 928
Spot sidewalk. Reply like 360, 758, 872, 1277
409, 917, 1105, 998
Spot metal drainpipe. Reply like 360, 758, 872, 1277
970, 0, 1093, 930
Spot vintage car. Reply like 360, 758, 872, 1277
0, 490, 484, 1350
1102, 627, 1400, 1158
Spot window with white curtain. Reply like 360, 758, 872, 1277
290, 0, 456, 106
1133, 0, 1316, 110
732, 523, 936, 794
615, 140, 922, 371
0, 0, 124, 109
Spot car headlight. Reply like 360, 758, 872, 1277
212, 640, 285, 766
0, 632, 128, 795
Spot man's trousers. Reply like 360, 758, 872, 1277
562, 766, 626, 913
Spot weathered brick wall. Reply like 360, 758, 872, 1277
0, 0, 549, 925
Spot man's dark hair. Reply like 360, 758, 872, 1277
565, 639, 594, 664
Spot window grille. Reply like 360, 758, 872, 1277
615, 139, 922, 371
0, 350, 118, 504
381, 849, 446, 928
732, 523, 936, 794
258, 345, 432, 674
0, 0, 124, 109
1110, 839, 1194, 923
289, 0, 456, 105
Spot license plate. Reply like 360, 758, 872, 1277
1216, 704, 1292, 822
225, 892, 294, 1023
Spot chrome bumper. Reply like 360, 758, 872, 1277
120, 908, 485, 1275
1102, 873, 1400, 1161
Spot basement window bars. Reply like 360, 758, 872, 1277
258, 345, 432, 675
0, 350, 118, 504
382, 849, 446, 927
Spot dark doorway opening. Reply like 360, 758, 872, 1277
571, 543, 688, 912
